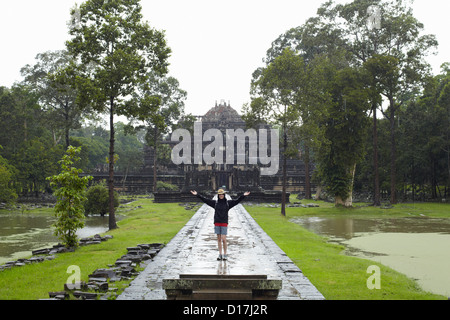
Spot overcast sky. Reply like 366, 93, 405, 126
1, 0, 449, 118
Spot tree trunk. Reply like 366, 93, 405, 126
65, 129, 70, 150
372, 104, 381, 206
431, 158, 438, 199
153, 126, 158, 193
314, 185, 322, 200
108, 98, 117, 230
389, 104, 397, 204
65, 102, 70, 149
411, 157, 416, 202
281, 121, 287, 216
335, 162, 357, 207
447, 147, 450, 198
304, 144, 311, 199
335, 195, 353, 207
153, 148, 157, 193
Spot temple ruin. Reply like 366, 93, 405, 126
90, 100, 314, 202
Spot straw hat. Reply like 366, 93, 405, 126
217, 189, 226, 195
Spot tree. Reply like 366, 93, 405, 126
256, 11, 345, 201
315, 63, 371, 206
66, 0, 171, 229
21, 50, 91, 148
84, 181, 119, 216
0, 151, 17, 204
318, 0, 438, 204
437, 66, 450, 194
71, 124, 110, 171
114, 122, 145, 189
14, 138, 63, 195
279, 0, 439, 205
0, 84, 41, 151
126, 74, 187, 192
397, 65, 450, 200
47, 146, 92, 248
0, 85, 63, 195
257, 32, 371, 207
247, 48, 305, 216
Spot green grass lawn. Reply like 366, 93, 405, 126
1, 197, 448, 300
244, 199, 449, 300
0, 199, 194, 300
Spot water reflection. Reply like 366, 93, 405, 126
291, 216, 450, 240
78, 215, 111, 238
0, 213, 116, 265
291, 216, 450, 297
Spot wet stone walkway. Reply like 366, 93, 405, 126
118, 201, 324, 300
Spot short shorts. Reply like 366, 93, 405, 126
214, 226, 228, 235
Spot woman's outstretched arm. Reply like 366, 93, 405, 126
191, 190, 216, 208
228, 191, 250, 209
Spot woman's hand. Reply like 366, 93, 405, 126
190, 190, 197, 196
244, 191, 250, 196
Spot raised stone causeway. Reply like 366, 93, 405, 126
118, 202, 324, 300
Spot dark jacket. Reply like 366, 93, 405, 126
196, 194, 246, 224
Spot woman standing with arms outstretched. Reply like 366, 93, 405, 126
190, 189, 250, 261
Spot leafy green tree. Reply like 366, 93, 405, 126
14, 138, 63, 195
71, 124, 110, 171
0, 85, 42, 158
84, 181, 119, 216
255, 11, 346, 201
437, 68, 450, 194
396, 65, 450, 200
324, 0, 438, 204
256, 39, 371, 207
65, 0, 171, 229
0, 85, 63, 195
156, 181, 179, 191
0, 151, 17, 204
314, 64, 371, 206
126, 74, 187, 192
242, 97, 268, 129
260, 0, 438, 205
248, 48, 306, 216
20, 50, 93, 148
47, 146, 92, 248
114, 122, 145, 190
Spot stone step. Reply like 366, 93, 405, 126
180, 274, 267, 280
163, 274, 281, 300
191, 289, 253, 300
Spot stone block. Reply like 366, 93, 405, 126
49, 291, 69, 300
163, 274, 282, 300
32, 248, 50, 255
115, 260, 133, 267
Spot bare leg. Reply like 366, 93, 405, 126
217, 234, 222, 255
222, 235, 227, 255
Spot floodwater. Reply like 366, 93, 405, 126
291, 216, 450, 297
0, 213, 114, 265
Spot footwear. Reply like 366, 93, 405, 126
217, 254, 222, 261
222, 254, 228, 261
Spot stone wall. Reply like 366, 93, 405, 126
153, 191, 290, 204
